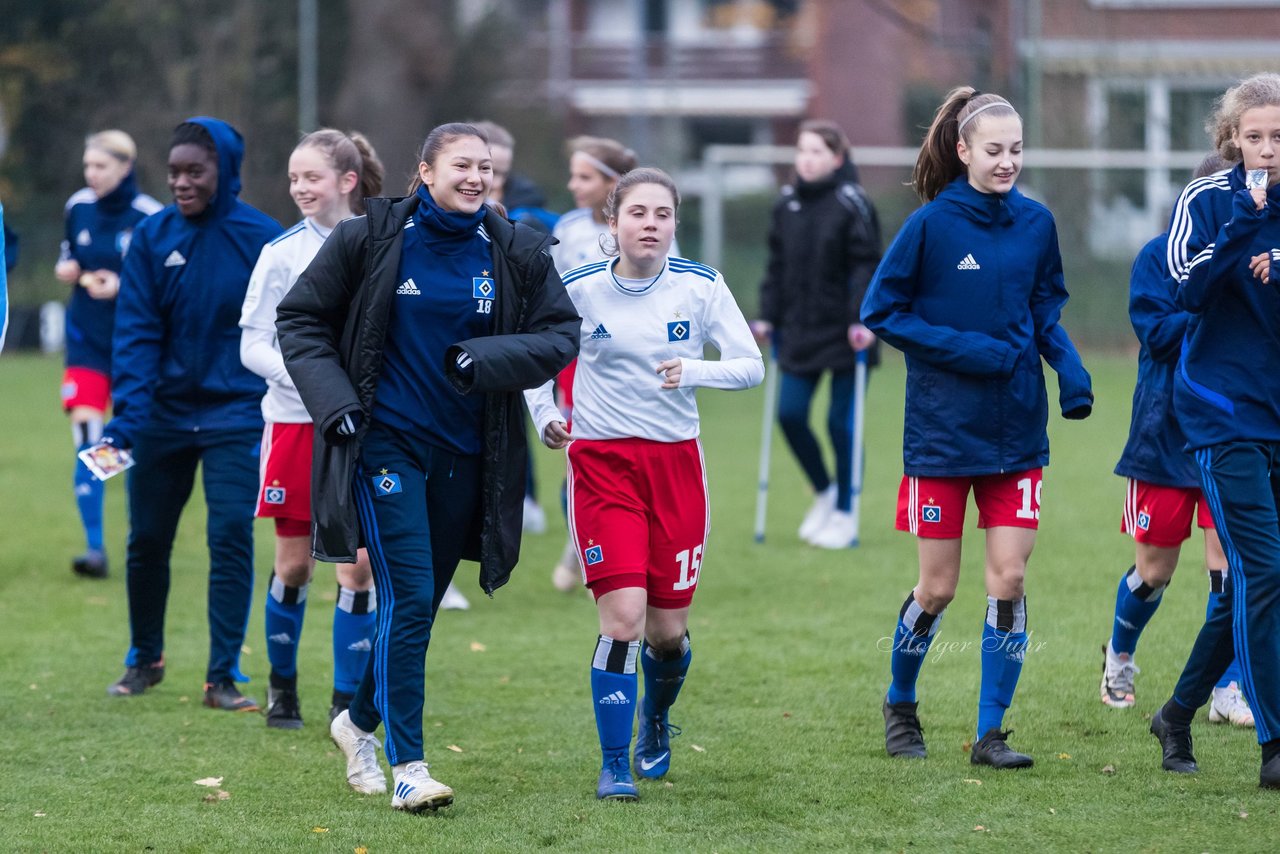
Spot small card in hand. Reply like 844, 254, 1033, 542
1246, 169, 1268, 191
78, 441, 135, 481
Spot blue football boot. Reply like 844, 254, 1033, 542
633, 713, 681, 779
596, 753, 639, 801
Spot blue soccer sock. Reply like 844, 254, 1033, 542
1110, 565, 1165, 656
591, 635, 640, 762
1207, 570, 1242, 689
641, 634, 691, 721
264, 574, 308, 681
333, 585, 376, 695
886, 593, 942, 705
978, 596, 1027, 739
74, 432, 105, 553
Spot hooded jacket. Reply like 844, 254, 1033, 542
862, 177, 1093, 476
276, 196, 579, 593
759, 159, 882, 374
1169, 164, 1280, 449
1114, 234, 1199, 488
104, 117, 281, 447
61, 171, 163, 374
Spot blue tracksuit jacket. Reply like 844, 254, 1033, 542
862, 176, 1092, 477
1114, 234, 1199, 488
105, 117, 281, 447
60, 170, 162, 375
1169, 164, 1280, 449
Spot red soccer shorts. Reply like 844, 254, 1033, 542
1120, 478, 1214, 547
896, 468, 1044, 539
566, 437, 709, 609
257, 422, 313, 524
61, 366, 110, 411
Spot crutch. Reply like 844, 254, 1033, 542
753, 348, 779, 543
847, 349, 869, 547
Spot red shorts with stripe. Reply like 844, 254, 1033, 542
566, 437, 709, 609
257, 422, 313, 523
61, 367, 110, 411
896, 469, 1043, 539
1120, 478, 1214, 547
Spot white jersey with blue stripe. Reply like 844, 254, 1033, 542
525, 256, 763, 442
240, 217, 333, 423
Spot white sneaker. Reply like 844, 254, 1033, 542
439, 582, 470, 611
522, 496, 547, 534
330, 709, 387, 794
1209, 682, 1255, 727
551, 537, 580, 592
391, 761, 454, 812
1100, 641, 1138, 709
798, 486, 837, 542
808, 509, 859, 549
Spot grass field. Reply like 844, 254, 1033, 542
2, 349, 1278, 853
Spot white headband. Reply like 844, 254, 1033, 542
577, 151, 620, 180
957, 100, 1012, 134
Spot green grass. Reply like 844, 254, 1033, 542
1, 350, 1278, 853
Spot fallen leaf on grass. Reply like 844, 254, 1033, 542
663, 781, 674, 789
962, 741, 973, 753
1239, 812, 1248, 819
178, 696, 189, 703
241, 645, 252, 655
29, 684, 37, 691
312, 827, 329, 833
34, 811, 46, 818
1049, 808, 1056, 815
962, 778, 982, 785
1056, 753, 1071, 760
470, 641, 487, 652
202, 791, 231, 803
86, 596, 109, 606
974, 825, 988, 832
782, 712, 791, 718
194, 777, 223, 787
498, 675, 510, 684
355, 848, 369, 854
1101, 765, 1116, 775
447, 745, 463, 753
691, 744, 705, 752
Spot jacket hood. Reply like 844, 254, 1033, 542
98, 169, 140, 216
184, 116, 244, 221
937, 175, 1022, 226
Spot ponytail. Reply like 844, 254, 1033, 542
295, 128, 384, 215
911, 86, 1019, 203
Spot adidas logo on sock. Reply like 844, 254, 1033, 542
956, 253, 981, 270
590, 323, 611, 340
347, 638, 372, 652
598, 691, 630, 705
163, 250, 187, 267
396, 277, 421, 295
268, 632, 295, 645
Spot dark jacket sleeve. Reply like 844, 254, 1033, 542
446, 245, 580, 394
104, 224, 160, 448
1176, 191, 1264, 314
1129, 240, 1188, 365
758, 198, 787, 326
276, 218, 365, 436
1030, 219, 1092, 418
844, 184, 882, 325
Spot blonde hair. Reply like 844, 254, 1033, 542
85, 129, 137, 163
296, 129, 384, 215
1208, 73, 1280, 163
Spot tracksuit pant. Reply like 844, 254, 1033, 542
349, 423, 480, 766
124, 427, 260, 683
778, 368, 857, 512
1174, 441, 1280, 744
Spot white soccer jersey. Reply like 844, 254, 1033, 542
239, 218, 333, 423
550, 207, 679, 274
525, 257, 764, 442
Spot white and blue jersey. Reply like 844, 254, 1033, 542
372, 187, 495, 455
524, 256, 763, 442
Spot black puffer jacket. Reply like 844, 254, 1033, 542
759, 159, 882, 374
276, 196, 580, 594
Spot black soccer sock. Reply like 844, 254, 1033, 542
1161, 696, 1196, 727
